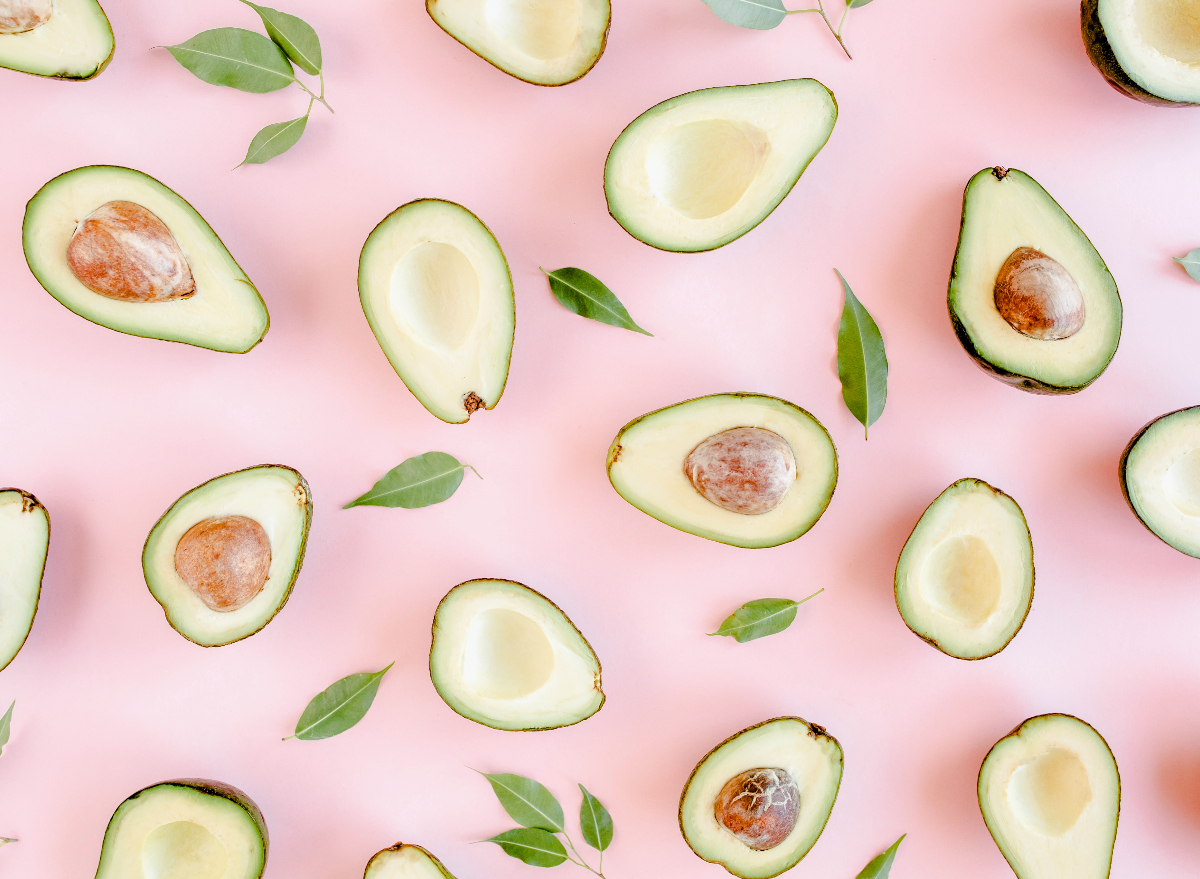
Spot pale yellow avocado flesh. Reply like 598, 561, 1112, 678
1097, 0, 1200, 103
0, 490, 49, 672
365, 844, 457, 879
0, 0, 113, 79
1120, 406, 1200, 557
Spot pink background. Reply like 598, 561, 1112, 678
3, 0, 1200, 876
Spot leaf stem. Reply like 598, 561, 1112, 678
295, 76, 334, 114
815, 1, 853, 58
561, 833, 604, 877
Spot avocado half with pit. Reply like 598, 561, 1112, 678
142, 465, 312, 647
607, 394, 837, 549
1083, 0, 1200, 105
1119, 405, 1200, 556
427, 0, 610, 86
895, 478, 1034, 660
365, 843, 457, 878
604, 79, 837, 252
979, 714, 1119, 879
23, 165, 269, 352
0, 489, 49, 673
949, 167, 1121, 394
0, 0, 113, 80
429, 579, 603, 731
95, 779, 268, 879
679, 717, 842, 879
359, 199, 515, 424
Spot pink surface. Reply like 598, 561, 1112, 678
3, 0, 1200, 876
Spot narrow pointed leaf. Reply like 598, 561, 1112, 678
708, 590, 823, 643
849, 0, 876, 7
856, 834, 906, 879
241, 1, 322, 74
486, 828, 568, 867
344, 452, 479, 509
287, 663, 393, 740
0, 701, 12, 756
836, 269, 888, 439
1175, 248, 1200, 283
542, 267, 652, 336
579, 785, 613, 852
164, 28, 294, 93
238, 112, 309, 167
478, 772, 565, 832
700, 0, 787, 29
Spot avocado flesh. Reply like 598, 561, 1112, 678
949, 168, 1121, 393
95, 779, 268, 879
0, 490, 49, 673
979, 714, 1119, 879
679, 717, 842, 879
604, 79, 836, 252
142, 465, 312, 647
1083, 0, 1200, 106
0, 0, 112, 79
427, 0, 609, 86
895, 478, 1034, 660
1120, 406, 1200, 556
607, 393, 837, 549
429, 579, 603, 731
366, 844, 457, 879
359, 199, 515, 424
23, 166, 269, 352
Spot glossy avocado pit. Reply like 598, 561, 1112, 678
0, 0, 52, 33
174, 516, 272, 613
67, 201, 196, 303
993, 247, 1086, 340
684, 427, 796, 515
714, 768, 800, 851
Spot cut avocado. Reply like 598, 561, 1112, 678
895, 478, 1034, 660
23, 165, 269, 352
606, 393, 837, 549
1120, 405, 1200, 557
359, 199, 515, 424
429, 578, 603, 731
0, 489, 49, 673
427, 0, 609, 86
1083, 0, 1200, 106
95, 779, 268, 879
142, 465, 312, 647
949, 167, 1121, 394
679, 717, 842, 879
979, 714, 1119, 879
0, 0, 113, 80
604, 79, 836, 252
365, 843, 457, 878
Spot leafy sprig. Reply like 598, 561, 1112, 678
700, 0, 876, 58
709, 589, 824, 643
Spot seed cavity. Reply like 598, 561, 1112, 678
684, 427, 796, 515
993, 247, 1085, 341
67, 201, 196, 303
174, 515, 272, 613
713, 767, 800, 851
0, 0, 52, 34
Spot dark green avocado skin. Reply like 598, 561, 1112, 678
1081, 0, 1195, 107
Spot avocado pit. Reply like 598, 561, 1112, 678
0, 0, 52, 33
713, 767, 800, 851
174, 515, 271, 613
67, 201, 196, 303
993, 247, 1085, 341
684, 427, 796, 515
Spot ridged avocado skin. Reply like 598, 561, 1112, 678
1081, 0, 1195, 107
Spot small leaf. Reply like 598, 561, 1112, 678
700, 0, 787, 29
1175, 248, 1200, 283
579, 785, 613, 852
0, 701, 12, 756
241, 1, 322, 74
708, 590, 823, 643
485, 828, 568, 868
164, 28, 294, 93
836, 269, 888, 439
286, 662, 393, 741
478, 772, 565, 832
344, 452, 480, 509
541, 267, 652, 336
237, 112, 309, 167
849, 0, 876, 7
856, 834, 906, 879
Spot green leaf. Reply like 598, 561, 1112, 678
700, 0, 787, 29
164, 28, 294, 93
237, 111, 309, 168
1175, 248, 1200, 283
579, 785, 613, 852
836, 269, 888, 439
0, 701, 12, 756
485, 828, 568, 868
240, 1, 322, 74
708, 590, 823, 643
0, 838, 14, 847
478, 772, 565, 832
856, 834, 906, 879
286, 662, 393, 741
343, 452, 480, 509
541, 267, 652, 336
849, 0, 876, 7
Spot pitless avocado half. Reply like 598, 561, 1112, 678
0, 0, 113, 80
1120, 406, 1200, 558
1083, 0, 1200, 106
0, 489, 49, 673
365, 843, 458, 878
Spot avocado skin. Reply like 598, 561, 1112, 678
0, 489, 48, 673
1080, 0, 1193, 107
1118, 406, 1200, 557
365, 843, 457, 879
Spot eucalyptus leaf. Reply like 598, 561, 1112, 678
849, 0, 876, 7
478, 772, 565, 832
700, 0, 787, 29
856, 834, 906, 879
708, 590, 823, 643
0, 701, 12, 757
486, 828, 568, 868
836, 269, 888, 439
237, 111, 309, 167
344, 452, 480, 509
1175, 248, 1200, 283
164, 28, 294, 93
541, 267, 652, 336
240, 1, 322, 74
286, 662, 393, 741
579, 785, 613, 852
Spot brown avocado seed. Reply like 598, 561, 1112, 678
993, 247, 1085, 341
684, 427, 797, 515
67, 201, 196, 303
174, 516, 271, 613
0, 0, 52, 33
714, 768, 800, 851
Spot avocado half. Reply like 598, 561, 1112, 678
1119, 405, 1200, 557
979, 714, 1119, 879
607, 393, 837, 549
679, 717, 843, 879
949, 167, 1121, 394
23, 166, 269, 352
0, 0, 113, 80
604, 80, 837, 252
895, 478, 1034, 660
95, 779, 268, 879
142, 465, 312, 647
0, 489, 49, 673
427, 0, 610, 86
429, 579, 603, 731
1083, 0, 1200, 106
359, 199, 515, 424
365, 843, 457, 878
